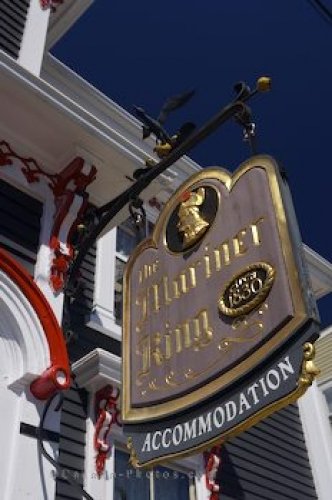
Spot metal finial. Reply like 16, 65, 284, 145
256, 77, 272, 93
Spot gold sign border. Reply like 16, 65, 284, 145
127, 343, 318, 469
122, 155, 307, 423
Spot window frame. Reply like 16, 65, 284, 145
113, 444, 197, 500
319, 380, 332, 425
88, 216, 153, 340
87, 226, 122, 340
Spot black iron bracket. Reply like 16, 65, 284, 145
62, 78, 271, 336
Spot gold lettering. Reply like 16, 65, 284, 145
137, 336, 151, 376
175, 327, 182, 353
233, 229, 248, 256
192, 316, 200, 348
180, 272, 188, 293
138, 260, 159, 284
173, 278, 181, 298
250, 217, 264, 246
165, 332, 172, 360
222, 242, 231, 265
151, 284, 160, 312
214, 249, 221, 271
144, 264, 151, 281
182, 320, 191, 348
188, 265, 197, 288
214, 241, 231, 270
153, 260, 159, 273
135, 216, 265, 336
143, 310, 215, 375
136, 291, 147, 327
173, 320, 193, 354
204, 255, 212, 278
152, 333, 164, 366
193, 309, 213, 350
173, 271, 190, 299
163, 276, 172, 305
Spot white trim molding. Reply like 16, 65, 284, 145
298, 383, 332, 500
303, 244, 332, 299
46, 0, 94, 49
72, 348, 121, 392
0, 268, 59, 500
18, 0, 50, 76
0, 270, 50, 389
72, 348, 121, 499
87, 229, 120, 339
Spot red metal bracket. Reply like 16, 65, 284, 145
204, 445, 222, 500
0, 141, 97, 293
94, 385, 121, 477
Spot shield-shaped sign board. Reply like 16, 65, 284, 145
122, 155, 319, 468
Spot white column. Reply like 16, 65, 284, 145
1, 386, 59, 500
88, 229, 118, 336
35, 194, 65, 322
72, 350, 122, 499
0, 387, 21, 498
18, 0, 51, 76
194, 455, 210, 500
298, 383, 332, 500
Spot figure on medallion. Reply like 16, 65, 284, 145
177, 187, 209, 249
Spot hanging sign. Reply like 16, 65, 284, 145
122, 155, 319, 467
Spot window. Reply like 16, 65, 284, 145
315, 328, 332, 429
114, 218, 152, 325
114, 449, 194, 500
0, 179, 43, 275
0, 0, 30, 59
322, 386, 332, 427
89, 215, 153, 337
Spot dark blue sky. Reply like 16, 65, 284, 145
53, 0, 332, 326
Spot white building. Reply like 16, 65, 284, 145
1, 2, 332, 499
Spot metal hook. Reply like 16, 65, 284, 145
243, 122, 257, 155
129, 198, 146, 230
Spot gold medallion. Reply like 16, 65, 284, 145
218, 262, 275, 317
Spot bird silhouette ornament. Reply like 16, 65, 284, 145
132, 77, 272, 179
133, 90, 196, 179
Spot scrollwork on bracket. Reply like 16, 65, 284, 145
0, 141, 97, 293
94, 385, 121, 477
48, 157, 97, 293
127, 437, 139, 469
204, 445, 222, 500
299, 342, 320, 387
0, 140, 58, 187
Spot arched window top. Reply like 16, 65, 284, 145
0, 248, 70, 398
0, 269, 49, 387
